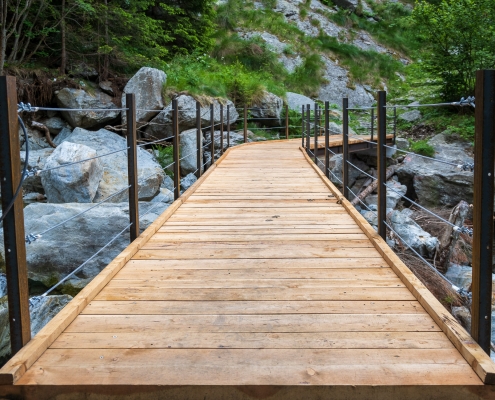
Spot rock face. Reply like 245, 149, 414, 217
365, 179, 407, 210
286, 92, 315, 111
399, 110, 422, 122
20, 125, 52, 150
42, 117, 71, 135
389, 209, 439, 258
122, 67, 167, 124
396, 134, 474, 207
180, 128, 202, 176
328, 154, 371, 188
20, 149, 54, 193
41, 142, 104, 203
65, 128, 163, 202
146, 95, 239, 140
0, 295, 72, 358
250, 91, 284, 126
181, 173, 198, 191
0, 202, 170, 290
56, 88, 120, 129
52, 127, 73, 146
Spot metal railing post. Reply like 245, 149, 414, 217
220, 103, 224, 155
227, 105, 231, 149
324, 101, 330, 179
172, 99, 180, 200
314, 103, 318, 163
285, 105, 289, 140
393, 106, 397, 145
126, 93, 139, 241
343, 98, 349, 199
306, 104, 310, 154
472, 69, 495, 354
377, 91, 387, 240
370, 108, 374, 142
0, 76, 31, 355
196, 101, 202, 178
301, 105, 305, 147
210, 104, 215, 166
243, 105, 248, 143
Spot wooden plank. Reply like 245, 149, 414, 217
95, 286, 416, 301
123, 258, 388, 270
158, 226, 363, 233
149, 232, 369, 241
299, 146, 495, 383
51, 331, 454, 350
65, 314, 440, 333
15, 349, 482, 386
80, 300, 425, 315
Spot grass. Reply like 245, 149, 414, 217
153, 145, 175, 178
410, 139, 435, 157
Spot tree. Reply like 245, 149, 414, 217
412, 0, 495, 100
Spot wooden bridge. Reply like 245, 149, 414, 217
1, 139, 495, 400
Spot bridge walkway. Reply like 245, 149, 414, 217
1, 140, 494, 399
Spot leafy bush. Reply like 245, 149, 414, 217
410, 139, 435, 157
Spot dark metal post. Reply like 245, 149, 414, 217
306, 104, 310, 154
196, 101, 201, 178
210, 104, 215, 166
227, 105, 231, 149
370, 108, 374, 142
324, 101, 330, 179
343, 98, 349, 200
243, 105, 248, 143
314, 103, 318, 163
301, 106, 305, 147
285, 105, 289, 140
220, 104, 224, 155
0, 76, 31, 355
172, 99, 180, 200
126, 93, 139, 241
377, 91, 387, 240
393, 106, 397, 145
472, 70, 495, 354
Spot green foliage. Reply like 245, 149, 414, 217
411, 0, 495, 99
281, 108, 304, 138
153, 145, 174, 177
410, 139, 435, 157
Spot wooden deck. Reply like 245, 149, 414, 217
1, 140, 495, 400
309, 134, 394, 151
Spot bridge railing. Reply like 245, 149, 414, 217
302, 70, 494, 356
0, 82, 307, 358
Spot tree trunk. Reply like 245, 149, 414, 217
60, 0, 67, 74
350, 165, 397, 206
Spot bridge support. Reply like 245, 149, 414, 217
126, 93, 139, 242
301, 105, 305, 148
342, 98, 349, 200
0, 76, 31, 355
472, 69, 495, 354
173, 99, 180, 200
196, 101, 201, 179
324, 101, 330, 180
377, 91, 387, 240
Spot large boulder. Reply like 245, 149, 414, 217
365, 178, 407, 210
328, 154, 371, 188
122, 67, 167, 124
181, 173, 198, 192
41, 117, 71, 135
20, 125, 52, 150
0, 202, 170, 290
389, 209, 439, 258
20, 148, 54, 194
180, 128, 203, 176
0, 295, 72, 359
250, 91, 284, 127
146, 95, 239, 140
286, 92, 315, 111
65, 128, 163, 202
396, 134, 474, 207
55, 88, 120, 129
41, 142, 104, 203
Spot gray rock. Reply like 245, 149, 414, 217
396, 134, 474, 207
20, 125, 52, 150
20, 149, 54, 193
279, 54, 304, 73
395, 138, 410, 151
328, 154, 370, 187
181, 173, 198, 191
98, 81, 114, 96
0, 274, 6, 297
274, 0, 301, 18
41, 142, 104, 203
238, 31, 287, 54
452, 306, 471, 333
399, 110, 422, 122
69, 63, 98, 79
55, 88, 120, 129
329, 122, 356, 135
286, 92, 315, 111
146, 95, 238, 140
365, 179, 407, 210
66, 128, 163, 202
180, 128, 202, 176
445, 264, 473, 291
42, 117, 71, 135
0, 294, 73, 359
151, 188, 174, 204
52, 127, 73, 146
161, 175, 174, 192
389, 209, 439, 258
332, 0, 358, 11
250, 91, 284, 126
360, 209, 378, 227
318, 56, 375, 108
122, 67, 167, 124
0, 202, 169, 289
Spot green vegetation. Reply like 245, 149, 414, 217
411, 0, 495, 99
153, 145, 174, 177
410, 139, 435, 157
